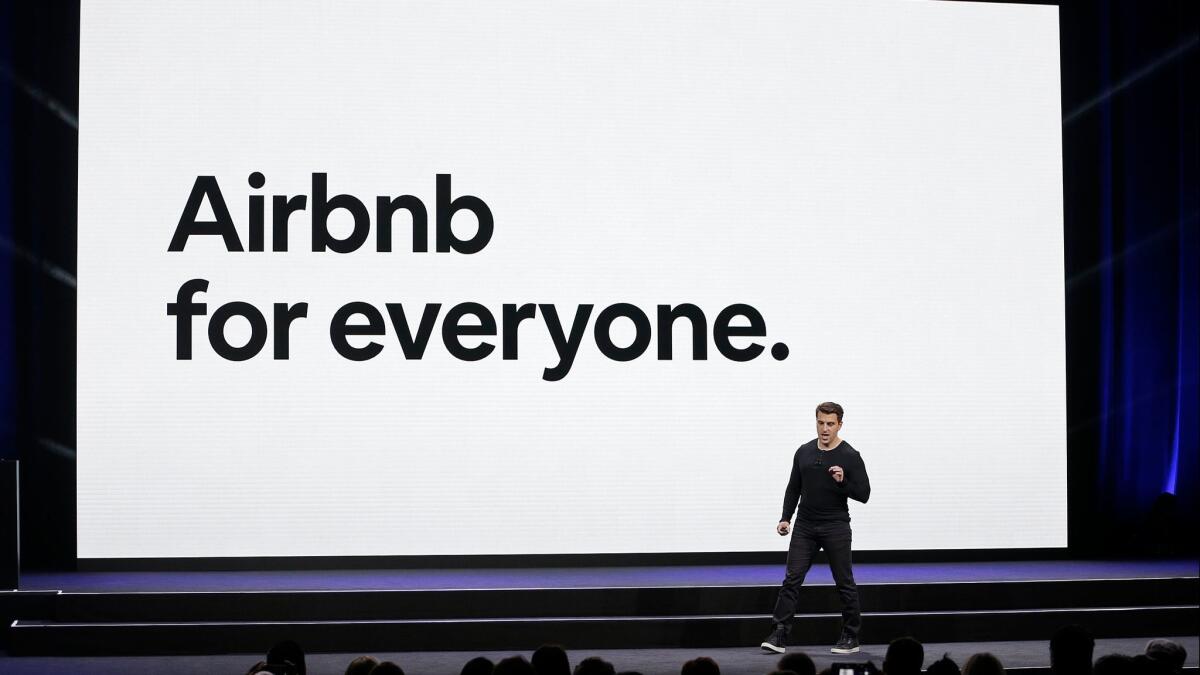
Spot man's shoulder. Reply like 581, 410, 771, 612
837, 441, 863, 458
791, 440, 817, 462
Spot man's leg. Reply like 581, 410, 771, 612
823, 520, 861, 640
771, 520, 820, 628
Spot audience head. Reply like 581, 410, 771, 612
885, 637, 926, 675
371, 662, 405, 675
1051, 625, 1096, 675
1134, 655, 1173, 675
346, 656, 380, 675
681, 656, 720, 675
575, 656, 617, 675
496, 656, 536, 675
962, 653, 1004, 675
462, 656, 496, 675
926, 653, 960, 675
265, 640, 306, 675
1145, 639, 1188, 674
1093, 655, 1135, 675
533, 644, 572, 675
780, 652, 817, 675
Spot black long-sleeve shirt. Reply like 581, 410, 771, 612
780, 439, 871, 523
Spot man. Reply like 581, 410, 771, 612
882, 637, 925, 675
761, 401, 871, 655
1049, 624, 1094, 675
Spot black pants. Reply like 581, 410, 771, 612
771, 519, 861, 638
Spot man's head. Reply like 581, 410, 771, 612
495, 656, 535, 675
574, 657, 616, 675
681, 657, 720, 675
265, 640, 306, 675
1092, 655, 1135, 675
816, 402, 844, 446
778, 652, 816, 675
461, 657, 495, 675
1145, 640, 1187, 674
532, 644, 571, 675
1050, 624, 1094, 675
962, 653, 1004, 675
926, 654, 961, 675
345, 656, 379, 675
884, 637, 925, 675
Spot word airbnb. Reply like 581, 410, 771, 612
165, 173, 788, 380
168, 172, 492, 254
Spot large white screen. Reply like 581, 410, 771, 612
78, 0, 1066, 558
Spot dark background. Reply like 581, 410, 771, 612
1, 1, 1196, 570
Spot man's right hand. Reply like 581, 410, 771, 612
777, 521, 790, 536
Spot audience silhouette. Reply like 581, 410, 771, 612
1052, 625, 1096, 675
575, 656, 618, 675
681, 656, 721, 675
243, 630, 1191, 675
962, 652, 1005, 675
496, 655, 537, 675
533, 644, 572, 675
464, 657, 498, 675
926, 653, 961, 675
885, 637, 926, 675
1145, 640, 1188, 675
779, 651, 817, 675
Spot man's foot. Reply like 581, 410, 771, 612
831, 634, 860, 654
761, 625, 788, 653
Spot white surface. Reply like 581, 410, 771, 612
77, 0, 1066, 558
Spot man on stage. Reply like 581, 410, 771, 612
761, 401, 871, 655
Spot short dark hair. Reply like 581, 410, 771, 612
885, 637, 925, 675
495, 656, 536, 675
1050, 624, 1095, 675
816, 402, 844, 422
1145, 639, 1188, 673
533, 645, 571, 675
680, 657, 720, 675
370, 662, 406, 675
962, 653, 1004, 675
926, 654, 960, 675
461, 657, 495, 675
1092, 655, 1135, 675
266, 640, 306, 675
346, 656, 380, 675
574, 657, 616, 675
779, 652, 816, 675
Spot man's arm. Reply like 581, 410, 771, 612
780, 448, 803, 522
839, 450, 871, 504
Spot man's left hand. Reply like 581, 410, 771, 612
828, 465, 844, 483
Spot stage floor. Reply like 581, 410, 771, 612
21, 559, 1199, 592
1, 636, 1198, 675
6, 559, 1195, 659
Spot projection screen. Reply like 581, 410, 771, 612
77, 0, 1066, 558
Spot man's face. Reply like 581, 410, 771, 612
816, 412, 842, 445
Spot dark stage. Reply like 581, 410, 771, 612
2, 559, 1196, 658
